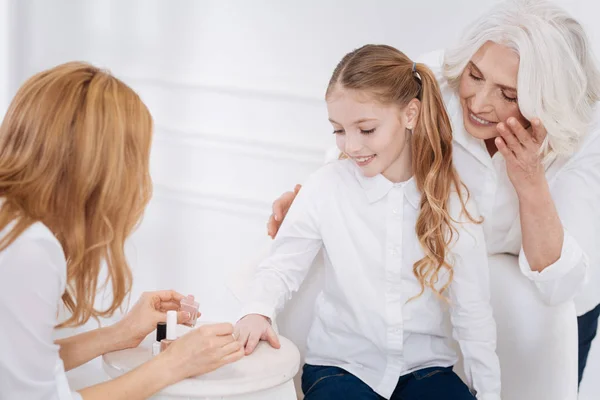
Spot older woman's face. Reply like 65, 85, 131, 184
458, 41, 529, 140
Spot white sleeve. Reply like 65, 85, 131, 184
0, 233, 80, 400
517, 148, 600, 307
448, 196, 501, 400
240, 170, 327, 321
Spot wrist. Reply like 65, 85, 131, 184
155, 348, 188, 384
106, 322, 138, 351
516, 176, 549, 205
242, 313, 271, 324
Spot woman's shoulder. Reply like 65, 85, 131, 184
16, 222, 62, 248
1, 222, 66, 274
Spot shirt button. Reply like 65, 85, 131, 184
392, 208, 400, 214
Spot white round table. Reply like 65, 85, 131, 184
102, 324, 301, 400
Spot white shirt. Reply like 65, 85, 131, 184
418, 51, 598, 315
0, 222, 81, 400
242, 160, 501, 400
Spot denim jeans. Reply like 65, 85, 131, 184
302, 364, 476, 400
578, 302, 600, 386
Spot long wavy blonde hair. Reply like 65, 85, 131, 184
327, 45, 478, 300
0, 62, 153, 327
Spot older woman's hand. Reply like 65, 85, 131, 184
495, 117, 547, 195
267, 184, 301, 239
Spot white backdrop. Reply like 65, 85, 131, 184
1, 0, 599, 398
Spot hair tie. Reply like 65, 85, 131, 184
412, 62, 417, 73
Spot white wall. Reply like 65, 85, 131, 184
2, 0, 600, 398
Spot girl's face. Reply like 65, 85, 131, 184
327, 86, 419, 183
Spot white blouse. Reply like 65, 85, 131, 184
0, 222, 81, 400
242, 160, 501, 400
418, 51, 598, 316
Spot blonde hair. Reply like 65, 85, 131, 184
444, 0, 600, 160
0, 62, 153, 327
327, 45, 478, 300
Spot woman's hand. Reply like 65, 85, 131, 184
78, 323, 245, 399
267, 184, 301, 238
234, 314, 280, 355
161, 322, 245, 380
495, 117, 547, 195
112, 290, 199, 349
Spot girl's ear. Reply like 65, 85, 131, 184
403, 98, 421, 129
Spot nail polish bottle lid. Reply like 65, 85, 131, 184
156, 322, 166, 342
166, 310, 177, 340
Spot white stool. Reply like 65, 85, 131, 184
102, 324, 301, 400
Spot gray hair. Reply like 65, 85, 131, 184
443, 0, 600, 159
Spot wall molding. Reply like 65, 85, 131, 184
125, 74, 324, 105
153, 124, 327, 166
152, 183, 272, 217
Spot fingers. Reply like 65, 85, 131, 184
208, 333, 238, 348
220, 344, 245, 365
530, 118, 547, 143
495, 137, 516, 163
244, 330, 262, 355
506, 117, 533, 147
272, 197, 284, 222
264, 326, 281, 349
152, 290, 185, 302
219, 339, 243, 357
497, 122, 523, 156
268, 188, 299, 238
267, 214, 278, 239
158, 301, 181, 311
236, 325, 251, 349
272, 188, 298, 221
176, 310, 192, 323
149, 291, 185, 311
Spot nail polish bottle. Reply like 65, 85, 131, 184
160, 310, 177, 352
152, 322, 166, 356
179, 294, 199, 327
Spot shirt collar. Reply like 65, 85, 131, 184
350, 161, 421, 209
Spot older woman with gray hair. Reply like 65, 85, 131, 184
265, 1, 600, 399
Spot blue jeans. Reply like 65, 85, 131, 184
578, 302, 600, 386
302, 364, 476, 400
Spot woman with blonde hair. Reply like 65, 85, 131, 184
0, 62, 244, 400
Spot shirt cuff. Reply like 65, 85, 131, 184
518, 229, 585, 282
238, 302, 276, 323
